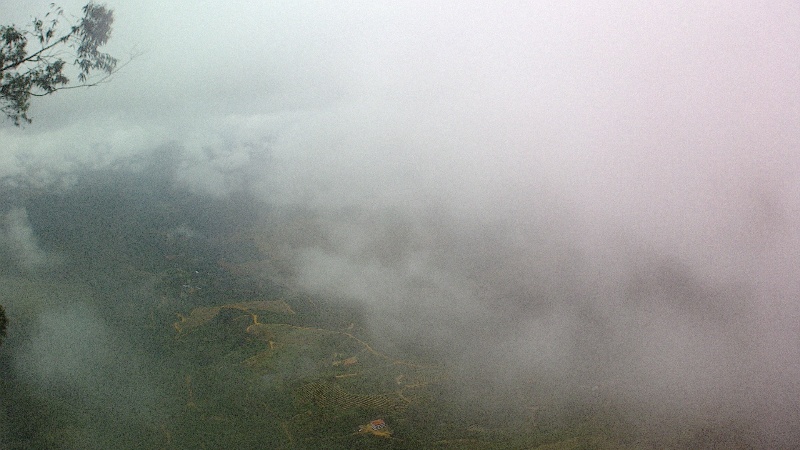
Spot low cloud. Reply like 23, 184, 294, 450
1, 207, 61, 272
1, 0, 799, 445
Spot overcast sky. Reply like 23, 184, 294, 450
1, 1, 793, 282
3, 1, 798, 231
3, 1, 800, 441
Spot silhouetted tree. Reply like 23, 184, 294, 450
0, 2, 118, 125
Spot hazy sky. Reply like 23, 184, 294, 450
3, 1, 798, 228
3, 1, 800, 442
1, 0, 790, 302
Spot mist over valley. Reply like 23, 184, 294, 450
1, 1, 799, 448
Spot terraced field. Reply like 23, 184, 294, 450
0, 158, 768, 449
0, 216, 647, 449
295, 380, 407, 412
160, 290, 629, 449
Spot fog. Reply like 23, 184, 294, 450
2, 1, 800, 446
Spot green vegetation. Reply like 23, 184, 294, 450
0, 198, 627, 449
0, 171, 750, 448
0, 304, 6, 347
123, 236, 636, 448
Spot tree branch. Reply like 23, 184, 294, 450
1, 3, 122, 126
0, 31, 74, 73
27, 51, 136, 96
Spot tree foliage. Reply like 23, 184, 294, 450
0, 2, 118, 125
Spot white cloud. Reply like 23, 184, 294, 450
1, 207, 60, 271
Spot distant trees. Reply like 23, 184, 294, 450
0, 2, 118, 125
